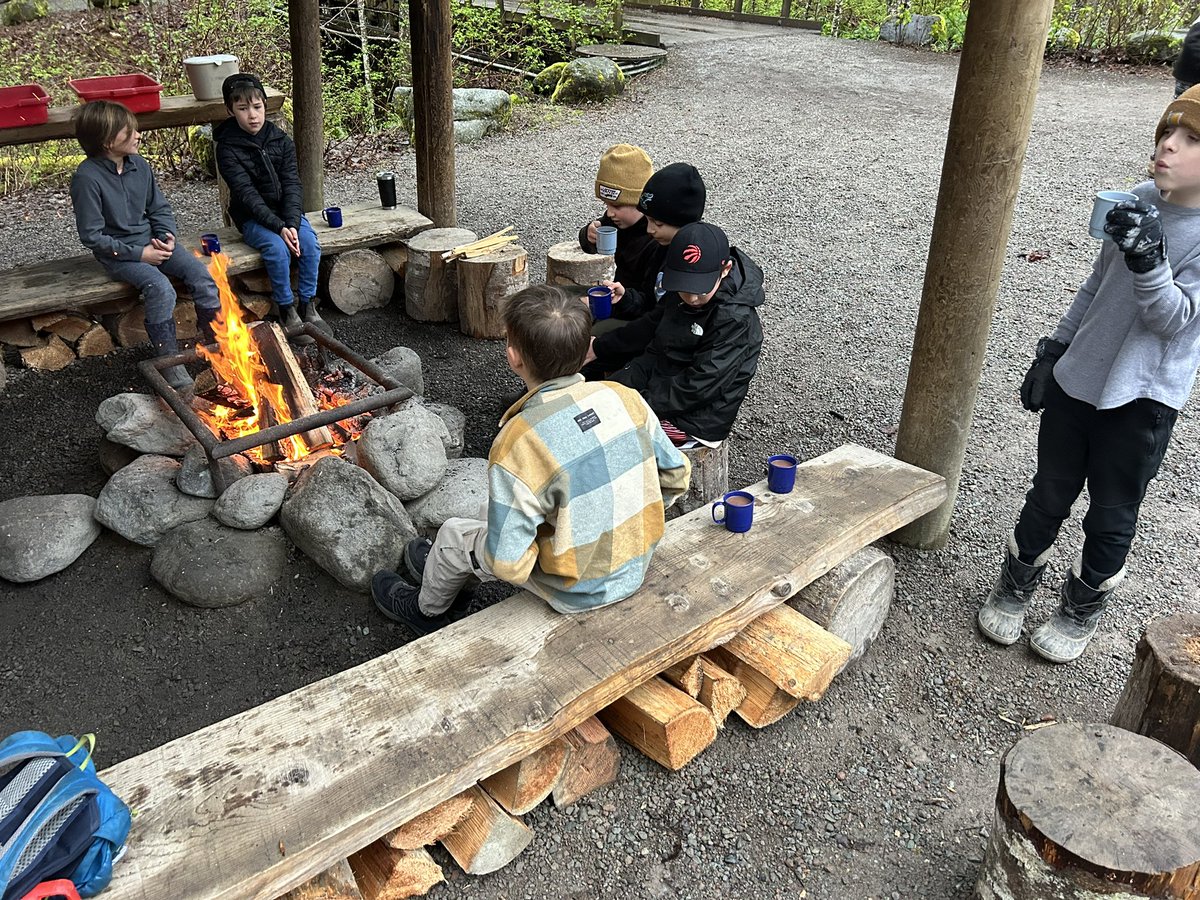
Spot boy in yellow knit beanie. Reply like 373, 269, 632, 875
577, 144, 657, 320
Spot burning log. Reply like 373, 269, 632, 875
249, 321, 334, 454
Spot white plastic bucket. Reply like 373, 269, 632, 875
183, 55, 240, 101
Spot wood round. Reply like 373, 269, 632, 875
325, 249, 395, 315
788, 546, 894, 668
405, 227, 478, 322
977, 722, 1200, 898
1110, 612, 1200, 766
457, 245, 528, 340
545, 240, 615, 289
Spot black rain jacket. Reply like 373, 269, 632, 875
609, 246, 765, 441
214, 118, 303, 233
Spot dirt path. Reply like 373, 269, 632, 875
2, 24, 1197, 899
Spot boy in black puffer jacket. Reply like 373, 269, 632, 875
598, 222, 765, 446
215, 73, 322, 340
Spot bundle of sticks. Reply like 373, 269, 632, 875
442, 226, 519, 261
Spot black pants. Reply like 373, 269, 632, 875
1014, 377, 1177, 586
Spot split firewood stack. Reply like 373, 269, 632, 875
277, 546, 891, 900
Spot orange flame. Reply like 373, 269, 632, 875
195, 252, 310, 463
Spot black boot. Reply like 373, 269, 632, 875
977, 536, 1049, 646
1030, 563, 1124, 664
144, 319, 193, 391
299, 297, 334, 339
272, 302, 314, 345
195, 304, 221, 347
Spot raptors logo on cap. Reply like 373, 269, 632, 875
682, 244, 702, 264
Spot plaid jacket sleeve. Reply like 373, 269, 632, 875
482, 462, 546, 585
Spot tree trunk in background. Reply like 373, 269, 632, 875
408, 0, 456, 226
892, 0, 1055, 548
289, 0, 325, 213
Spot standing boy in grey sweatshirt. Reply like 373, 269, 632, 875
977, 86, 1200, 663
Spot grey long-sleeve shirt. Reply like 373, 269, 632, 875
1050, 181, 1200, 411
69, 154, 177, 263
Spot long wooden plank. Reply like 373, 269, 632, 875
99, 444, 945, 899
0, 87, 285, 148
0, 202, 433, 322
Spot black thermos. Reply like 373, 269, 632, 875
377, 171, 397, 209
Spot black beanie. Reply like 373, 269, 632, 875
637, 163, 706, 227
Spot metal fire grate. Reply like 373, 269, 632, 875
139, 322, 413, 493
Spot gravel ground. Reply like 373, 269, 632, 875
3, 23, 1200, 900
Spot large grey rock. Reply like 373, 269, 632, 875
534, 62, 567, 96
188, 124, 217, 178
97, 393, 197, 457
2, 0, 49, 24
94, 455, 214, 547
879, 13, 939, 46
98, 436, 140, 476
0, 495, 101, 583
394, 86, 511, 144
357, 406, 450, 501
1127, 29, 1179, 63
175, 445, 254, 499
424, 402, 465, 460
405, 458, 489, 532
372, 346, 424, 396
280, 456, 416, 591
551, 58, 625, 104
214, 473, 289, 530
151, 519, 287, 608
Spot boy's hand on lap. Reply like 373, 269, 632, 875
281, 226, 301, 256
1106, 201, 1166, 274
141, 244, 171, 266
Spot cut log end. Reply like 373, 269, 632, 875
440, 786, 533, 876
788, 546, 895, 669
348, 843, 443, 900
281, 859, 363, 900
599, 677, 717, 770
383, 789, 476, 851
481, 737, 568, 815
552, 716, 621, 808
326, 249, 396, 315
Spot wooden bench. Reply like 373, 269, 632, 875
95, 444, 945, 899
0, 202, 433, 324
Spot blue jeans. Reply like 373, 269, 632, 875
240, 216, 321, 307
1014, 377, 1178, 586
100, 249, 220, 325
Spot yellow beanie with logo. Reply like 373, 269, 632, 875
595, 144, 653, 205
1157, 84, 1200, 143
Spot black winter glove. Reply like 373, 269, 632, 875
1105, 200, 1167, 274
1019, 337, 1068, 412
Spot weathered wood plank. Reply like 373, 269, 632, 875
99, 444, 945, 899
0, 202, 432, 322
0, 88, 285, 149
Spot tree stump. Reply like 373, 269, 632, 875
674, 442, 729, 515
787, 546, 895, 670
1110, 612, 1200, 767
545, 239, 615, 289
456, 245, 528, 340
976, 722, 1200, 899
324, 249, 396, 315
404, 227, 477, 322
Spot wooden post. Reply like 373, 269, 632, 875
457, 245, 529, 340
1110, 612, 1200, 767
408, 0, 456, 226
288, 0, 325, 213
892, 0, 1055, 549
977, 723, 1200, 897
787, 545, 895, 669
404, 227, 477, 322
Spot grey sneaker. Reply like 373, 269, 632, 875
977, 538, 1049, 646
1030, 566, 1124, 664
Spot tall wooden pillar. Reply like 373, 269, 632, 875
409, 0, 457, 226
289, 0, 325, 212
892, 0, 1055, 549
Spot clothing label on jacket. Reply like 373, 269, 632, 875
574, 409, 601, 432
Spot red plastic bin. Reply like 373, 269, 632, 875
68, 74, 164, 114
0, 84, 51, 129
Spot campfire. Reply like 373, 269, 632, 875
139, 252, 413, 491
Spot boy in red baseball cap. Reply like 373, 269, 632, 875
598, 222, 765, 446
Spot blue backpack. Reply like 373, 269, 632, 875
0, 732, 130, 900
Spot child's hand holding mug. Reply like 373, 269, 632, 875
586, 219, 601, 245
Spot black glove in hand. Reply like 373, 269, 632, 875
1019, 337, 1067, 412
1105, 200, 1166, 274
